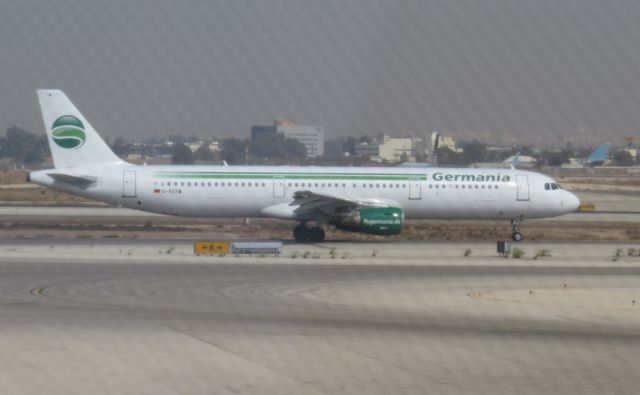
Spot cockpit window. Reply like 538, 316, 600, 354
545, 182, 562, 191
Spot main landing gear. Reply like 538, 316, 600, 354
511, 218, 524, 242
293, 223, 326, 243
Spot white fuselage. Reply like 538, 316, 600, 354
30, 164, 580, 221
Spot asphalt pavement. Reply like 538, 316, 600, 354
0, 240, 639, 394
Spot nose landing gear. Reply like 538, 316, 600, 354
293, 222, 326, 243
511, 218, 524, 242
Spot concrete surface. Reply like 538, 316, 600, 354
574, 191, 640, 212
1, 239, 639, 265
0, 240, 639, 394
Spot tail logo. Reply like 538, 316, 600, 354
51, 115, 86, 149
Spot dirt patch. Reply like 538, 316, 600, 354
0, 171, 28, 185
0, 187, 94, 204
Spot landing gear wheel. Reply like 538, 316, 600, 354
293, 224, 309, 242
308, 227, 326, 243
510, 218, 524, 242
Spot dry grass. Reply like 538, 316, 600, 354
0, 170, 28, 185
0, 187, 93, 204
0, 170, 94, 204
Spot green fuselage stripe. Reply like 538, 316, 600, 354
153, 172, 427, 181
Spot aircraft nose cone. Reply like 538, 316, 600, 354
566, 192, 580, 212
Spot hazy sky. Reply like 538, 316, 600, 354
2, 0, 640, 144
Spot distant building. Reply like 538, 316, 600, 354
184, 141, 220, 153
378, 136, 414, 162
354, 141, 379, 157
251, 126, 277, 145
126, 153, 144, 162
353, 135, 428, 163
185, 142, 202, 153
623, 148, 637, 158
412, 138, 430, 161
438, 136, 460, 152
275, 119, 324, 158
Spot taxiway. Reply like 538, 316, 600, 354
0, 240, 639, 394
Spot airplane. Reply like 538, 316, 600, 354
28, 90, 581, 242
562, 143, 612, 168
584, 143, 611, 166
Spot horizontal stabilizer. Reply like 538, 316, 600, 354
47, 173, 96, 184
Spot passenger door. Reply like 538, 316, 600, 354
516, 175, 530, 201
409, 177, 421, 200
123, 170, 137, 197
273, 176, 285, 198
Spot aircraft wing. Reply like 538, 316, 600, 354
260, 190, 398, 221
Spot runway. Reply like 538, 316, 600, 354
1, 240, 640, 394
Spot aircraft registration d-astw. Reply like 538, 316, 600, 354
29, 90, 580, 242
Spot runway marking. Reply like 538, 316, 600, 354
468, 291, 513, 303
30, 287, 45, 297
469, 289, 640, 311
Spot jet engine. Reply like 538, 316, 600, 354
335, 207, 403, 235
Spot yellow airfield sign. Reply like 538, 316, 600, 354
194, 241, 230, 255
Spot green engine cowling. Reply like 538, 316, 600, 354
335, 207, 404, 235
